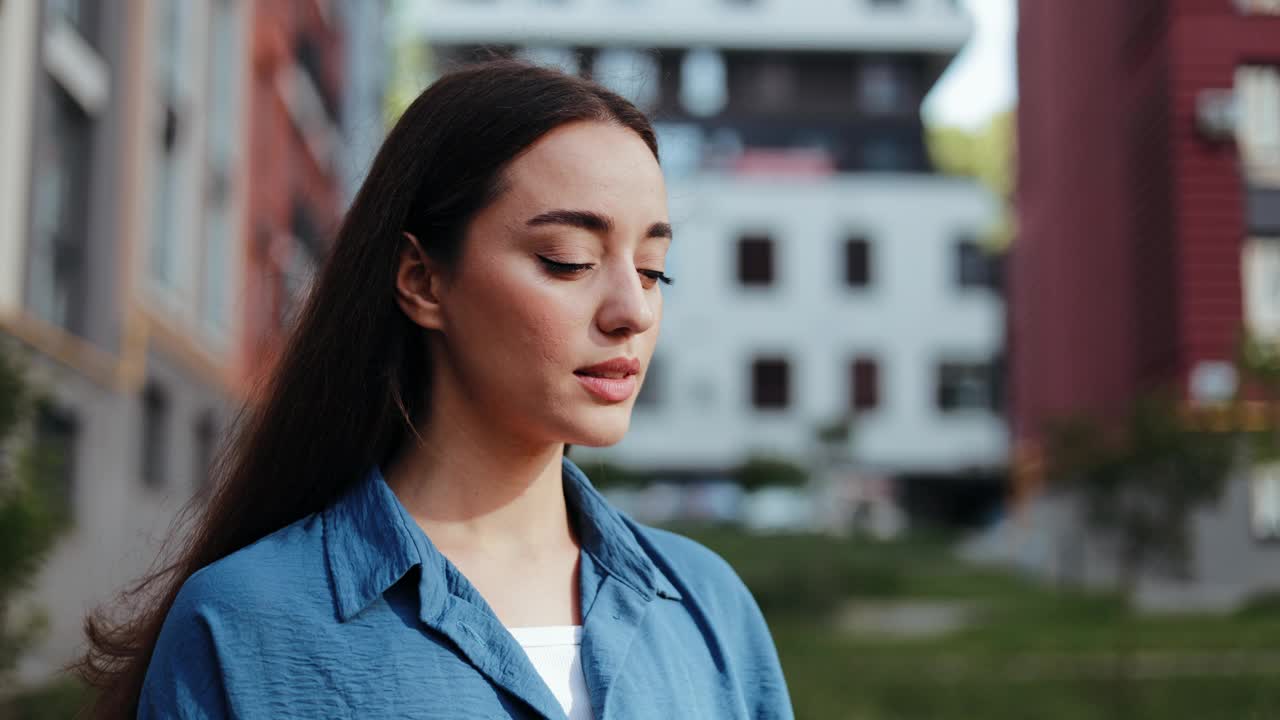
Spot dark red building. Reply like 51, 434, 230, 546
1012, 0, 1280, 493
242, 0, 345, 388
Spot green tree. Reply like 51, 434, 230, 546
0, 342, 71, 680
1239, 331, 1280, 457
926, 110, 1016, 251
1044, 393, 1235, 597
733, 456, 809, 492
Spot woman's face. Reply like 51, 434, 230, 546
430, 120, 671, 448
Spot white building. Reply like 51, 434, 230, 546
410, 0, 1007, 507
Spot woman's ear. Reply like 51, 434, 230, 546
394, 232, 448, 332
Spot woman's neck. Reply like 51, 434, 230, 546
383, 394, 585, 627
383, 400, 575, 562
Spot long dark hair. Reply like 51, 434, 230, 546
73, 58, 659, 719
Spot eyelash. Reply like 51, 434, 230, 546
538, 257, 674, 286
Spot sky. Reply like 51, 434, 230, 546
921, 0, 1018, 130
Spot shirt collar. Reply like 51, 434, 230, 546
561, 456, 681, 602
322, 455, 680, 623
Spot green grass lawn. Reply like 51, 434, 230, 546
677, 525, 1280, 720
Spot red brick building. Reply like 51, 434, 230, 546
243, 0, 345, 387
1012, 0, 1280, 479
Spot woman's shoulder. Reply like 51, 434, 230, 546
169, 512, 329, 623
141, 513, 332, 715
634, 524, 738, 577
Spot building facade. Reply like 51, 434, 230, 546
1007, 0, 1280, 607
240, 1, 345, 386
0, 0, 386, 680
0, 0, 248, 680
409, 0, 1007, 521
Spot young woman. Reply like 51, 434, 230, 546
77, 59, 793, 720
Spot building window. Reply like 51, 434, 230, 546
593, 48, 660, 112
751, 59, 794, 111
28, 83, 92, 334
936, 361, 1000, 412
1243, 237, 1280, 340
201, 181, 232, 336
201, 0, 240, 339
1236, 0, 1280, 16
850, 357, 880, 411
1248, 187, 1280, 239
845, 236, 871, 287
858, 59, 909, 115
141, 383, 170, 489
654, 122, 706, 179
956, 235, 1003, 290
752, 357, 790, 409
680, 48, 728, 117
738, 234, 775, 286
279, 203, 322, 331
296, 33, 340, 125
1252, 461, 1280, 541
1236, 65, 1280, 184
150, 0, 192, 291
636, 356, 661, 408
34, 402, 78, 519
957, 237, 984, 287
150, 103, 182, 287
194, 411, 218, 491
862, 136, 909, 170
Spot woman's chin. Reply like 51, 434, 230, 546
565, 412, 632, 448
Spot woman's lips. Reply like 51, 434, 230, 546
574, 372, 638, 403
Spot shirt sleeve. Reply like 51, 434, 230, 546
137, 583, 232, 720
731, 573, 795, 720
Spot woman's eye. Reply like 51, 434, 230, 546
538, 255, 672, 287
538, 256, 594, 275
639, 269, 674, 288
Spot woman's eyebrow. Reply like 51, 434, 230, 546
526, 209, 612, 233
648, 222, 673, 240
525, 209, 673, 241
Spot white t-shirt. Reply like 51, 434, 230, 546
506, 625, 594, 720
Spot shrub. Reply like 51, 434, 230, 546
732, 455, 809, 492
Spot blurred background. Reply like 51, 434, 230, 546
1, 0, 1280, 717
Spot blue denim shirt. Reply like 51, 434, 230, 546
139, 457, 794, 719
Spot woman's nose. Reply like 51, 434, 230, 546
595, 263, 656, 337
